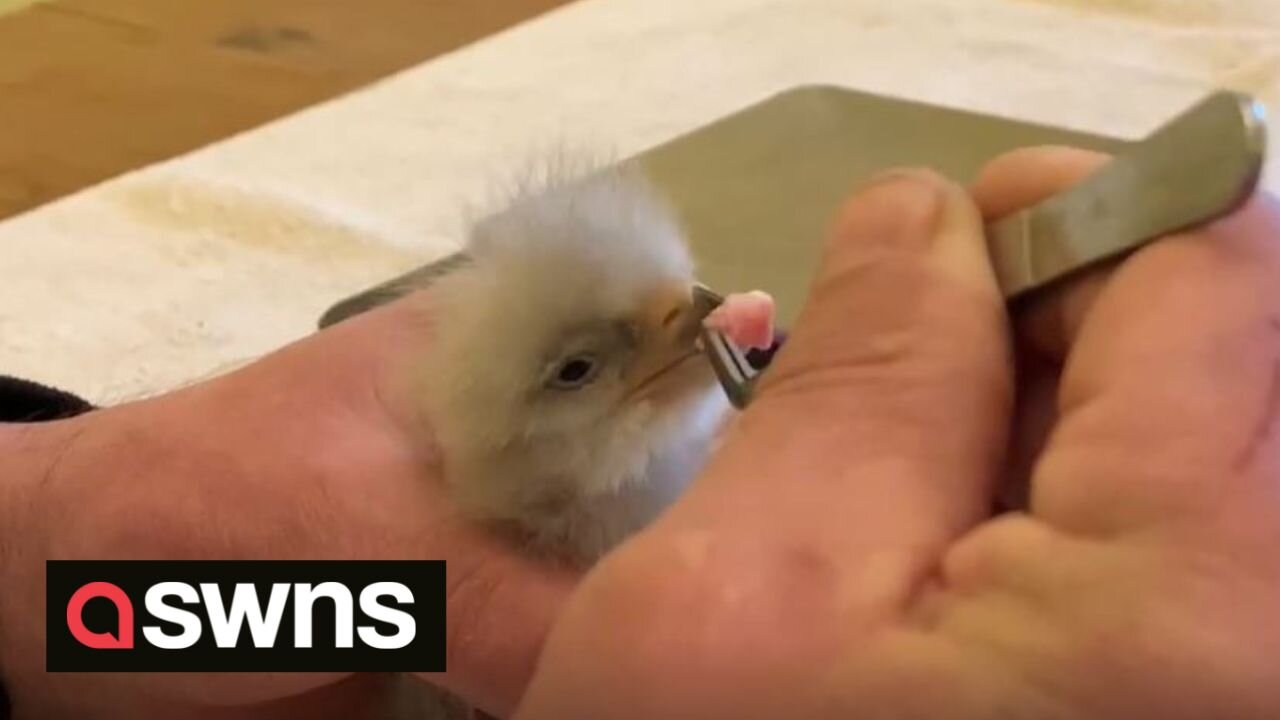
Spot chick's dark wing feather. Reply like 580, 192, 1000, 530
317, 252, 472, 328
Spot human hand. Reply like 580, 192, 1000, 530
0, 297, 575, 719
515, 148, 1280, 719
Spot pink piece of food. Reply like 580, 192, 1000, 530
704, 290, 776, 350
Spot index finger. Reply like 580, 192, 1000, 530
975, 146, 1280, 537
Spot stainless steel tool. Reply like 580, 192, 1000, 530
696, 90, 1268, 409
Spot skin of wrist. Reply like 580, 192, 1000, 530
0, 306, 441, 713
0, 414, 94, 564
0, 391, 377, 716
0, 415, 95, 689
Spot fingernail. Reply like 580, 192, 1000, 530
836, 170, 947, 253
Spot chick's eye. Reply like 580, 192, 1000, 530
548, 354, 600, 390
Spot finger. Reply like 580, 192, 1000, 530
972, 145, 1111, 219
417, 529, 576, 716
971, 147, 1114, 506
971, 145, 1112, 360
1035, 192, 1280, 536
516, 171, 1015, 720
997, 345, 1059, 511
675, 170, 1013, 597
975, 145, 1280, 535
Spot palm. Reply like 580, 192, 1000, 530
515, 150, 1280, 719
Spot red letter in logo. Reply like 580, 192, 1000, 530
67, 582, 134, 649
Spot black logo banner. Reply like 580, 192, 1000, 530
46, 560, 446, 672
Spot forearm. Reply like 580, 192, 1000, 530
0, 416, 87, 712
0, 417, 78, 493
0, 308, 566, 716
0, 416, 87, 581
0, 404, 355, 717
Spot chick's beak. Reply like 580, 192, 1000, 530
623, 289, 713, 399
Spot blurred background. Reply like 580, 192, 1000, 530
0, 0, 571, 220
2, 0, 1276, 404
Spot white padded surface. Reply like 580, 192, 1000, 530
2, 0, 1278, 401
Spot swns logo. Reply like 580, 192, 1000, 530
47, 560, 445, 672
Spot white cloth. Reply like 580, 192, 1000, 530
3, 0, 1278, 402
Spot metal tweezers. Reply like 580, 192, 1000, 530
692, 283, 759, 409
695, 90, 1268, 409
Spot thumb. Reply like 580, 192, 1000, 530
511, 172, 1015, 720
685, 170, 1012, 588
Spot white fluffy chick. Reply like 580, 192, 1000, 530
322, 165, 732, 565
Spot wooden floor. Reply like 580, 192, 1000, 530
0, 0, 574, 220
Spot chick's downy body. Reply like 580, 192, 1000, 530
410, 167, 731, 564
318, 165, 739, 720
